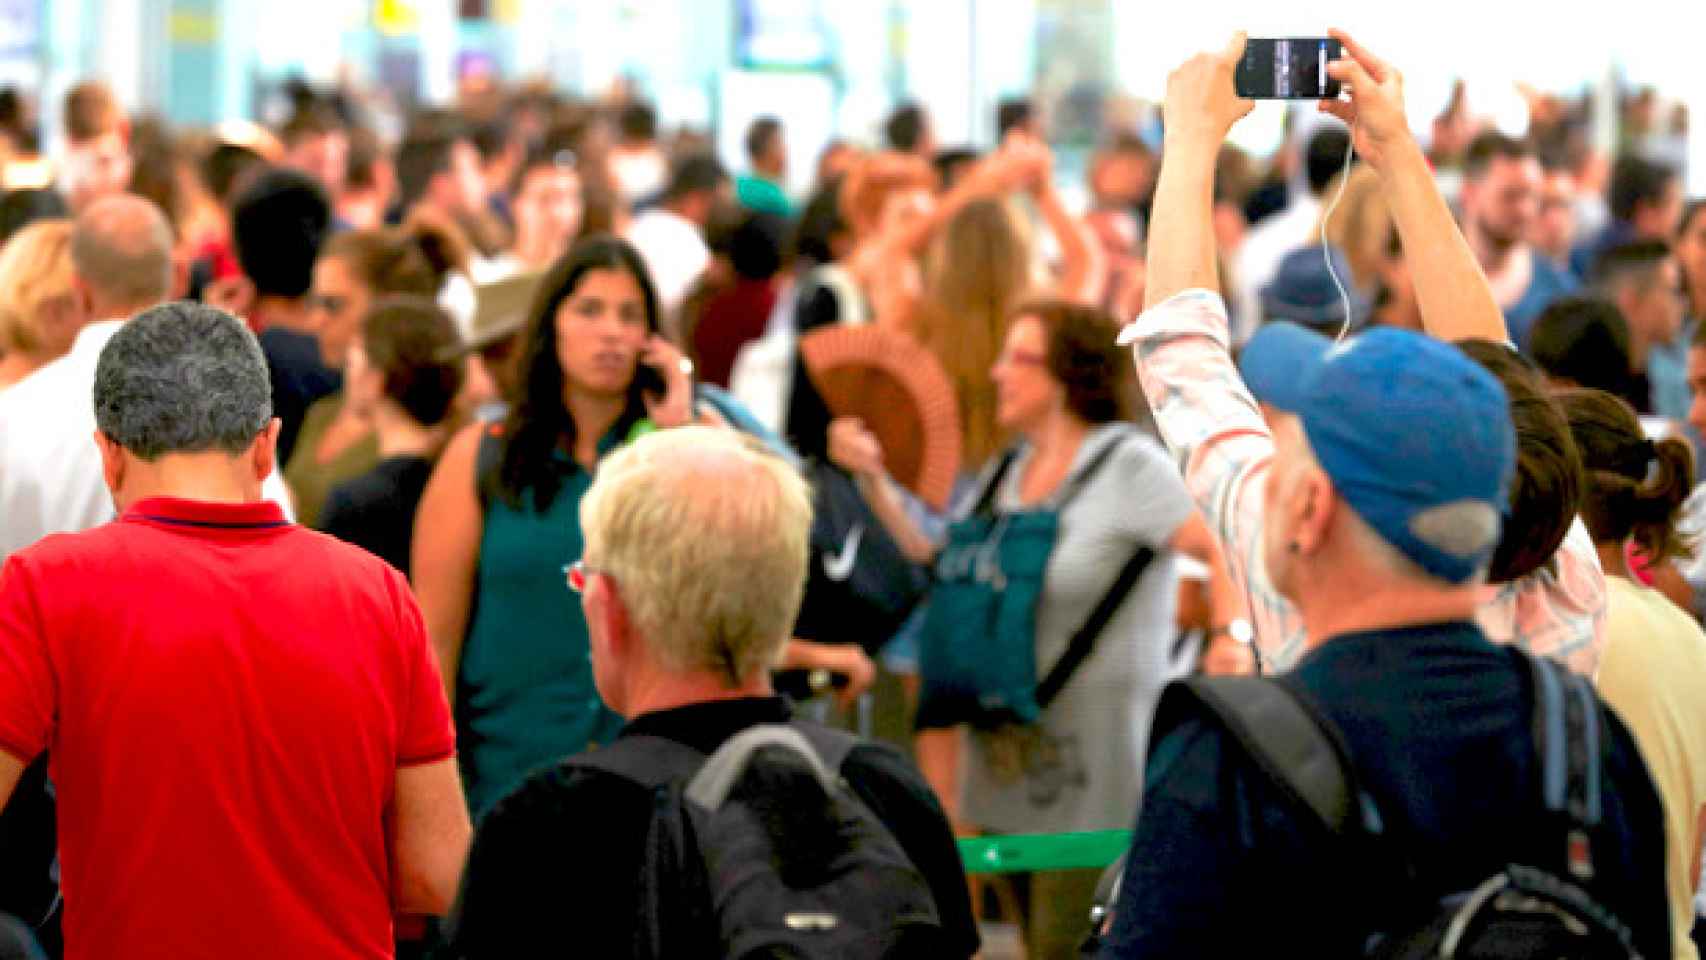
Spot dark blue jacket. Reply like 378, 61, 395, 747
1101, 622, 1671, 958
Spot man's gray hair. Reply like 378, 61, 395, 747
94, 301, 273, 460
70, 194, 173, 311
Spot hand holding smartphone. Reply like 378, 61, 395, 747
1235, 38, 1343, 100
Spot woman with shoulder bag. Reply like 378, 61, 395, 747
832, 299, 1240, 958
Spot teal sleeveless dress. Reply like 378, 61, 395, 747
457, 425, 628, 819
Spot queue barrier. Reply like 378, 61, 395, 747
956, 829, 1131, 875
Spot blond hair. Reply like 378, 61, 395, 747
0, 219, 76, 356
915, 196, 1033, 467
580, 427, 813, 683
1313, 165, 1392, 293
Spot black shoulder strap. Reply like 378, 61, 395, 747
1033, 433, 1156, 709
1165, 676, 1359, 835
1035, 543, 1155, 709
473, 424, 505, 514
969, 450, 1020, 517
1056, 431, 1126, 506
560, 734, 707, 791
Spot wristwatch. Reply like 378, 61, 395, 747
1206, 618, 1254, 645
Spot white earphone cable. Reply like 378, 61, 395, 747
1321, 134, 1357, 343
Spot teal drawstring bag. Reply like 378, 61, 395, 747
917, 440, 1133, 730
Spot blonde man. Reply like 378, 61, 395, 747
447, 427, 979, 957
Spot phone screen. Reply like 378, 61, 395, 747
1235, 38, 1343, 100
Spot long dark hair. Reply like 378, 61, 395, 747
497, 234, 661, 510
1555, 388, 1696, 564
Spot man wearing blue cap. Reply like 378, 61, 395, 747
1099, 32, 1669, 957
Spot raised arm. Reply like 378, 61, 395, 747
1021, 140, 1096, 301
1321, 29, 1507, 343
1121, 37, 1312, 671
1143, 34, 1253, 310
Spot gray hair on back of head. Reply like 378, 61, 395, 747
70, 194, 174, 310
93, 301, 273, 460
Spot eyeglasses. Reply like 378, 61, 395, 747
565, 559, 606, 593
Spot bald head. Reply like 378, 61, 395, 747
70, 194, 174, 318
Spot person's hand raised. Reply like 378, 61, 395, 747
828, 417, 886, 480
1163, 33, 1254, 149
1319, 29, 1412, 173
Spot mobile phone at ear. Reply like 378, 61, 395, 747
1235, 38, 1343, 100
633, 361, 668, 398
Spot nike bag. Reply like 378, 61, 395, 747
792, 460, 930, 656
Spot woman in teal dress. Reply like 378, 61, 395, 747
413, 235, 698, 819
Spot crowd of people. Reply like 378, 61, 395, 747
0, 24, 1701, 960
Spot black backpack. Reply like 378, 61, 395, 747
1154, 651, 1643, 959
565, 723, 944, 958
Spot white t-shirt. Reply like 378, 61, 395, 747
0, 320, 295, 561
625, 207, 710, 337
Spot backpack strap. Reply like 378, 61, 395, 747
1056, 430, 1127, 506
1162, 676, 1360, 835
968, 450, 1019, 518
685, 724, 845, 811
791, 722, 862, 775
1525, 652, 1604, 879
1035, 544, 1156, 709
1034, 433, 1157, 709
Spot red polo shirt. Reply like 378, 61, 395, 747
0, 497, 455, 959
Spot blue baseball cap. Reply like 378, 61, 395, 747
1239, 323, 1516, 584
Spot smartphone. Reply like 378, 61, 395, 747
634, 361, 668, 398
1235, 37, 1343, 100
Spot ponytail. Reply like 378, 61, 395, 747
1555, 388, 1697, 563
1628, 436, 1695, 563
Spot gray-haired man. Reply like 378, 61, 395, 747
0, 302, 469, 959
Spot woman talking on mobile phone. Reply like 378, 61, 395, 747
412, 234, 700, 819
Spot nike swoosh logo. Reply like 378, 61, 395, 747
822, 523, 863, 582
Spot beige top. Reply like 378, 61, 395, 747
1597, 576, 1706, 960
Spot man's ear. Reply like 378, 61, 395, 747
169, 253, 191, 302
70, 276, 96, 323
94, 431, 126, 505
595, 574, 634, 661
250, 418, 281, 483
1292, 466, 1339, 557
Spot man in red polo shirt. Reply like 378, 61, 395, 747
0, 301, 469, 958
